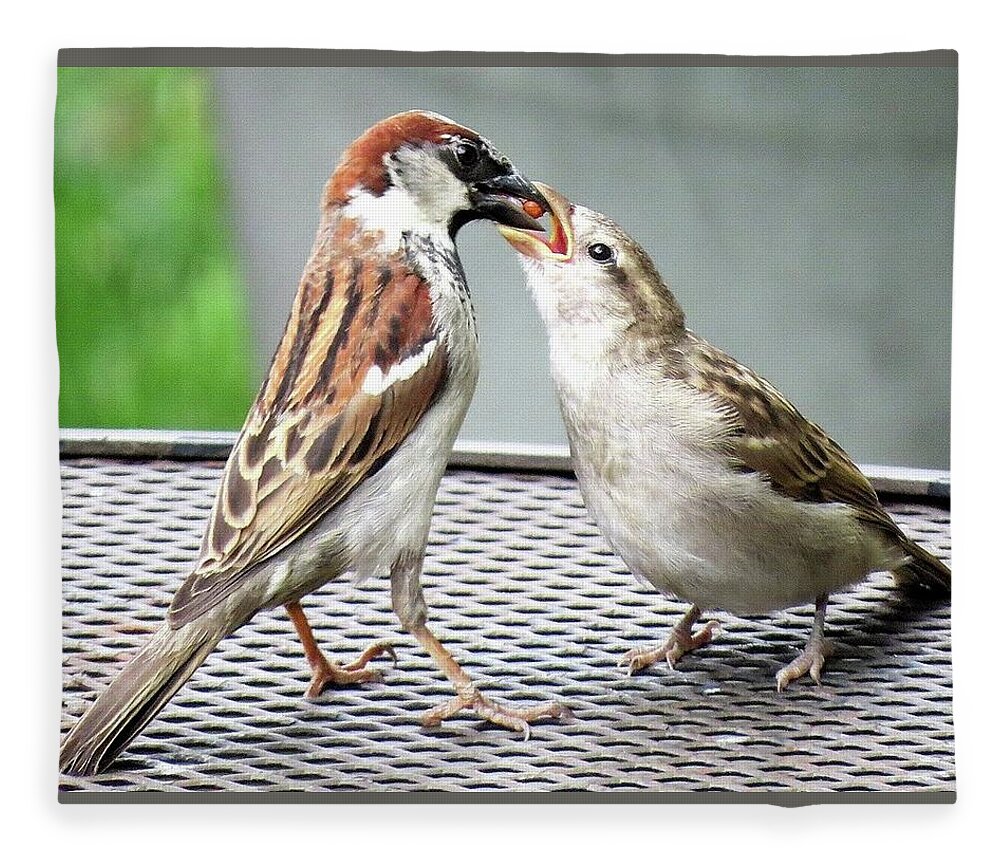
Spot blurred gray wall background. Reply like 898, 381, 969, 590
213, 66, 954, 470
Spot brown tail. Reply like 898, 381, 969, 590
60, 619, 228, 776
892, 535, 951, 597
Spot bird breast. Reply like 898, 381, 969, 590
550, 354, 881, 614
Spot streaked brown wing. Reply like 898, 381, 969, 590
683, 334, 899, 535
169, 232, 447, 627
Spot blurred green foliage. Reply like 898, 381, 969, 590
55, 67, 255, 429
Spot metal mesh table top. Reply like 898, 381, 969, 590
60, 455, 953, 796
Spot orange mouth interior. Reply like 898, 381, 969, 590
497, 182, 574, 262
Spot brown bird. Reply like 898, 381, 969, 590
60, 111, 569, 776
499, 183, 950, 690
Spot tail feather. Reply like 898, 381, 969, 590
892, 535, 951, 597
60, 621, 226, 776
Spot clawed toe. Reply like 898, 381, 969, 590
775, 640, 833, 692
619, 644, 675, 675
340, 640, 397, 672
306, 665, 382, 700
689, 620, 721, 648
420, 685, 572, 740
775, 594, 834, 692
620, 612, 720, 675
304, 641, 396, 699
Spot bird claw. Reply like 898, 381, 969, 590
689, 620, 722, 647
420, 685, 572, 740
620, 619, 721, 675
304, 640, 396, 700
341, 640, 397, 671
775, 639, 833, 692
619, 646, 677, 675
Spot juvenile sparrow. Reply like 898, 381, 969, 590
60, 112, 569, 776
499, 184, 950, 691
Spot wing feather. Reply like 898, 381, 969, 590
169, 228, 446, 627
682, 334, 900, 537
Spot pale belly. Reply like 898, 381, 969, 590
569, 427, 889, 616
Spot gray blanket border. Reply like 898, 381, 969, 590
56, 48, 957, 68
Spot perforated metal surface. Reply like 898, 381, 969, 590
60, 457, 953, 795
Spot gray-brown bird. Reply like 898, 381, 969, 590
499, 183, 949, 690
60, 112, 569, 776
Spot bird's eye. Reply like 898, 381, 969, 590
587, 242, 615, 264
453, 141, 481, 169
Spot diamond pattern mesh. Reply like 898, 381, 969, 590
60, 457, 953, 794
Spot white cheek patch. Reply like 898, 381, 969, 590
391, 145, 469, 221
362, 338, 438, 396
342, 146, 467, 254
342, 186, 431, 253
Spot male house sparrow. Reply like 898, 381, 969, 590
499, 184, 950, 690
60, 112, 569, 776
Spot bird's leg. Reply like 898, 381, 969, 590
776, 593, 833, 692
620, 604, 720, 675
390, 553, 569, 739
409, 624, 571, 740
285, 601, 396, 700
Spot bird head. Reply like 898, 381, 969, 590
497, 182, 685, 338
323, 110, 548, 240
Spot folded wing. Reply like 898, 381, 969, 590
683, 334, 898, 537
169, 240, 446, 627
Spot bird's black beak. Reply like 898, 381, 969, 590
468, 172, 549, 231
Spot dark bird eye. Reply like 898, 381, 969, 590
453, 141, 480, 168
587, 242, 615, 264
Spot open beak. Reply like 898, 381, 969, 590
471, 172, 550, 231
496, 182, 573, 263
